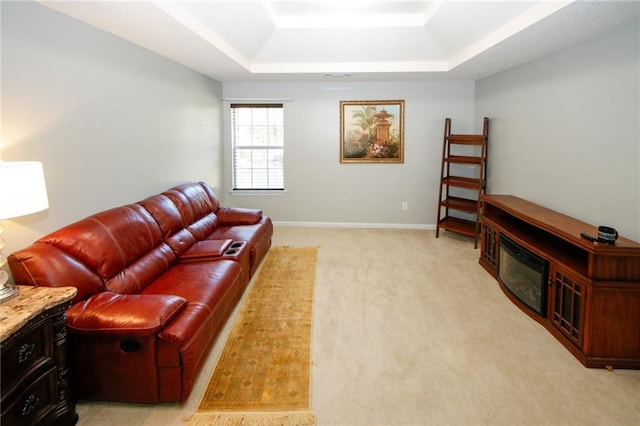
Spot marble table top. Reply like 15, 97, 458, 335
0, 285, 77, 343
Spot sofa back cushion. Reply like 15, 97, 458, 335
138, 194, 196, 256
38, 204, 175, 295
163, 183, 219, 240
198, 181, 221, 211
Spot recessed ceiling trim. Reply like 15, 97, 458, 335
271, 13, 425, 28
222, 97, 294, 102
264, 0, 442, 29
422, 0, 445, 26
251, 61, 449, 74
448, 0, 575, 70
152, 1, 253, 71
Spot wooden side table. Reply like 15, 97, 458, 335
1, 286, 78, 425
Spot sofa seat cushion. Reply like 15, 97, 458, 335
66, 293, 187, 337
142, 259, 242, 310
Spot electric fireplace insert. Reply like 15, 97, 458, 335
498, 234, 549, 317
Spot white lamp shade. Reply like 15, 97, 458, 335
0, 162, 49, 220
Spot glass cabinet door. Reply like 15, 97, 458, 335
481, 222, 498, 270
549, 265, 586, 348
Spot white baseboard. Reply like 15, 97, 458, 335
273, 221, 435, 230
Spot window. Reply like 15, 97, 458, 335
231, 104, 284, 190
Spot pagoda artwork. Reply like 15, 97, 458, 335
340, 100, 405, 163
374, 109, 393, 145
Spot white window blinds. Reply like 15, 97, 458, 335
231, 104, 284, 190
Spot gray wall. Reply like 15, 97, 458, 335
476, 23, 640, 241
222, 81, 476, 227
1, 1, 223, 254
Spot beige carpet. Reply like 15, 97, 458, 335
75, 228, 640, 426
188, 246, 317, 426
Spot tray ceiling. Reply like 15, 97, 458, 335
40, 0, 640, 82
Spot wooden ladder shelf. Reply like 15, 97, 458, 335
435, 117, 489, 248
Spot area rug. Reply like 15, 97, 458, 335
187, 246, 318, 426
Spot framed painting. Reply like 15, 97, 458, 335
340, 100, 404, 163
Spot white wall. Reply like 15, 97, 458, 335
1, 1, 223, 255
476, 23, 640, 241
222, 81, 476, 227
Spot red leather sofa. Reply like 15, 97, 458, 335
8, 182, 273, 403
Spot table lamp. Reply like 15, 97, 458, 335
0, 161, 49, 302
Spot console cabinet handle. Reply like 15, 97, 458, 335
17, 343, 35, 363
21, 394, 40, 417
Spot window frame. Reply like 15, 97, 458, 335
230, 103, 285, 193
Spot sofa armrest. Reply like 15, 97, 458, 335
217, 207, 263, 225
179, 239, 233, 261
66, 292, 187, 337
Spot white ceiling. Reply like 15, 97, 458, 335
40, 0, 640, 82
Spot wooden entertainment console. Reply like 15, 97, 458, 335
479, 195, 640, 369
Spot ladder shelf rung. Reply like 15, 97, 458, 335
442, 176, 486, 189
445, 155, 483, 164
447, 134, 486, 145
438, 217, 477, 237
440, 196, 478, 212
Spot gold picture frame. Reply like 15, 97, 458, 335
340, 100, 404, 163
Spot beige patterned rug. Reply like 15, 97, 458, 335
188, 246, 318, 426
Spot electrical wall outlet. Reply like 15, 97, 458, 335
401, 202, 408, 211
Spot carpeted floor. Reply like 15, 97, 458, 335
75, 227, 640, 426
